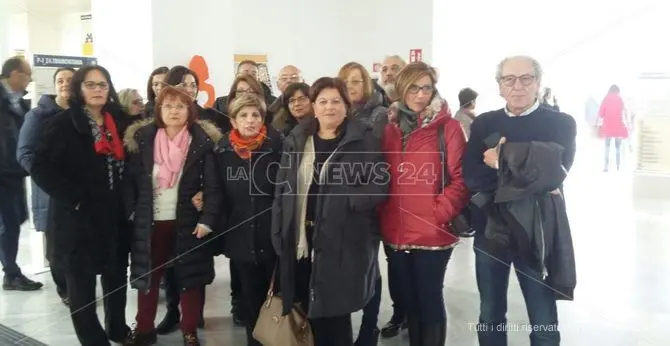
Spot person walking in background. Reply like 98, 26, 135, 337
0, 56, 43, 292
541, 87, 560, 111
597, 84, 630, 172
16, 66, 75, 304
454, 87, 478, 139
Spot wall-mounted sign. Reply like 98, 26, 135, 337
409, 49, 423, 63
372, 63, 381, 73
189, 55, 216, 108
31, 54, 97, 108
81, 14, 93, 56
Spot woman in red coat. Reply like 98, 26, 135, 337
379, 62, 469, 345
598, 84, 629, 171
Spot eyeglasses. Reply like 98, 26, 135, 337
345, 80, 364, 87
407, 84, 434, 94
132, 99, 144, 106
499, 74, 535, 87
162, 104, 187, 112
83, 81, 109, 90
288, 96, 309, 105
178, 82, 197, 89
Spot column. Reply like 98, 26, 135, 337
91, 0, 155, 92
0, 0, 9, 61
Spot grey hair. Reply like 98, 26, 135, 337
495, 55, 543, 83
383, 54, 407, 67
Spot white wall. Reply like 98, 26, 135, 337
91, 0, 153, 93
433, 0, 667, 116
148, 0, 433, 99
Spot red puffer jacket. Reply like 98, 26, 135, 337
379, 100, 469, 249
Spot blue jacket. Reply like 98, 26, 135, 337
17, 95, 63, 232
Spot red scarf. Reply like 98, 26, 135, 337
229, 125, 268, 160
94, 112, 125, 161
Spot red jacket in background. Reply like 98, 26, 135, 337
379, 101, 469, 249
598, 93, 629, 138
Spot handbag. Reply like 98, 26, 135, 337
252, 264, 314, 346
438, 124, 476, 237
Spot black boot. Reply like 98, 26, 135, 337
421, 321, 446, 346
380, 316, 406, 338
156, 309, 180, 335
354, 325, 380, 346
406, 315, 422, 346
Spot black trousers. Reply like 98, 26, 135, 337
50, 261, 67, 298
65, 265, 128, 346
383, 244, 405, 321
235, 257, 275, 346
387, 248, 453, 323
164, 266, 206, 319
0, 186, 26, 277
295, 259, 354, 346
230, 260, 242, 301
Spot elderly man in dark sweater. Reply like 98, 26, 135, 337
463, 56, 576, 346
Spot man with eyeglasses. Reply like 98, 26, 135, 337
0, 56, 43, 291
463, 56, 576, 346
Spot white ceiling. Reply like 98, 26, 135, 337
9, 0, 90, 14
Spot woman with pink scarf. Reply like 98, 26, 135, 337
122, 85, 222, 346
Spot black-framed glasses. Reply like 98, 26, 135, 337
500, 74, 535, 87
288, 96, 308, 105
407, 84, 434, 94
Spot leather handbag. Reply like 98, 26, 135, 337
252, 265, 314, 346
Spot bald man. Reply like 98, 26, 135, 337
267, 65, 304, 117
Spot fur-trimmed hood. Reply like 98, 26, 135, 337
123, 118, 223, 153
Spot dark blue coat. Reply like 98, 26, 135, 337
17, 95, 63, 232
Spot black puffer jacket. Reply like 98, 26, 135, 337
352, 91, 387, 139
123, 119, 223, 293
214, 126, 282, 262
272, 118, 389, 318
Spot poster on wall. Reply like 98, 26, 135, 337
81, 14, 93, 56
31, 54, 97, 108
189, 55, 216, 108
409, 49, 423, 63
233, 54, 272, 94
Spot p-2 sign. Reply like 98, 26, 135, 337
409, 49, 423, 63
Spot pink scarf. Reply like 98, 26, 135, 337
154, 127, 191, 189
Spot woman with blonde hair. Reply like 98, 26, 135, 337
118, 88, 145, 118
380, 62, 469, 345
337, 62, 387, 138
215, 93, 282, 345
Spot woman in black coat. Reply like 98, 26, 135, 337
271, 82, 314, 136
122, 86, 222, 346
213, 93, 282, 346
153, 65, 219, 334
30, 65, 132, 346
271, 78, 389, 346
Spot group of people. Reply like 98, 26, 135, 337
0, 53, 578, 346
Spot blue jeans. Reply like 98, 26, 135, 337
474, 232, 560, 346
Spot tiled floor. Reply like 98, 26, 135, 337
2, 136, 669, 345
